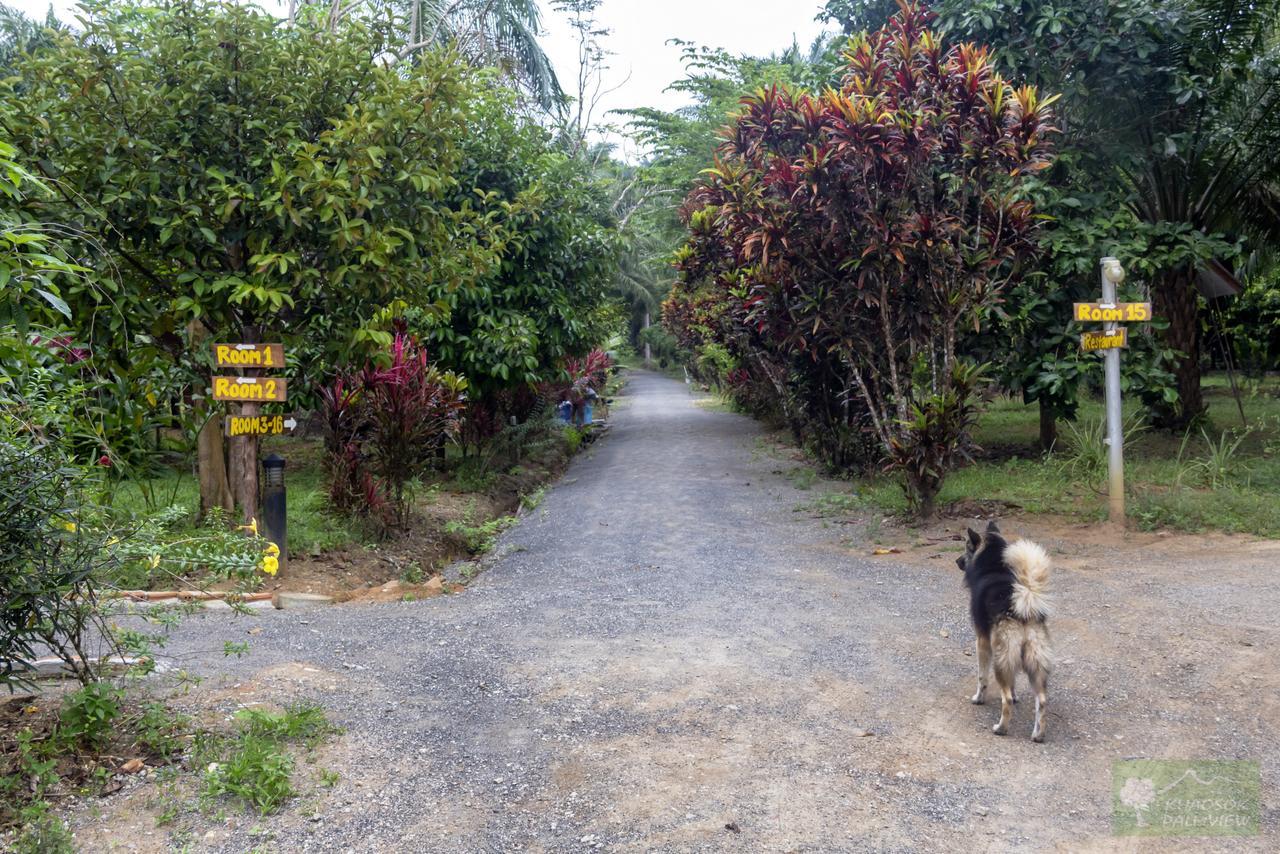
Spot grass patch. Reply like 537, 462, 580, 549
197, 702, 340, 816
818, 375, 1280, 536
111, 462, 363, 557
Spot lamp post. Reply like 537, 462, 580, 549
261, 453, 287, 576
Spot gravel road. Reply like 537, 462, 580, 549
79, 370, 1278, 852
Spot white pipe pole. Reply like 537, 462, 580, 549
1100, 257, 1125, 524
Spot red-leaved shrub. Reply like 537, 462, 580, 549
321, 333, 466, 530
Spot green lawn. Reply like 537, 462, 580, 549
846, 374, 1280, 536
108, 450, 363, 557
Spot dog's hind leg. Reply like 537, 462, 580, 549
1024, 628, 1052, 743
1029, 668, 1048, 743
991, 664, 1014, 736
990, 624, 1018, 736
971, 633, 991, 705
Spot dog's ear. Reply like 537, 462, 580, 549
966, 527, 982, 550
986, 519, 1000, 533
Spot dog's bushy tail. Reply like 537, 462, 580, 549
1005, 539, 1051, 621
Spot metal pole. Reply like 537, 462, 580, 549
1100, 258, 1125, 524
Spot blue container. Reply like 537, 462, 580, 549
582, 403, 593, 426
557, 400, 573, 423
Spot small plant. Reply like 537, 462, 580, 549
58, 682, 123, 750
134, 702, 190, 761
1054, 413, 1146, 486
444, 515, 516, 555
1200, 427, 1248, 488
318, 769, 340, 788
200, 703, 339, 816
400, 562, 425, 584
203, 733, 295, 816
520, 486, 547, 512
12, 802, 74, 854
563, 426, 585, 454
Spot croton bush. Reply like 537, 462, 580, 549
665, 1, 1057, 514
321, 331, 467, 531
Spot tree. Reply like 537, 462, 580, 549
1, 0, 505, 520
354, 0, 564, 111
937, 0, 1280, 428
668, 3, 1056, 515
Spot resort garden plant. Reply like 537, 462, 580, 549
665, 2, 1057, 515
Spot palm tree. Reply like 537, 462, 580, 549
937, 0, 1280, 429
311, 1, 563, 111
1106, 0, 1280, 426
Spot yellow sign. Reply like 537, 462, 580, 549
224, 414, 299, 437
1082, 329, 1129, 352
212, 376, 288, 402
1073, 302, 1152, 323
213, 343, 285, 369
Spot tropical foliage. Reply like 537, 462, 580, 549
665, 3, 1057, 514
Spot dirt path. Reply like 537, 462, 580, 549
78, 371, 1277, 852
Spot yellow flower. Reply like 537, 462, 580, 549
263, 542, 280, 557
149, 554, 161, 569
106, 536, 120, 547
260, 555, 279, 576
238, 518, 259, 536
58, 520, 77, 533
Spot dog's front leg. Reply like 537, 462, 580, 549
971, 634, 991, 704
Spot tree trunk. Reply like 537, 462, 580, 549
643, 311, 652, 368
1152, 269, 1204, 429
198, 411, 234, 519
189, 319, 235, 520
228, 402, 260, 526
1038, 400, 1057, 453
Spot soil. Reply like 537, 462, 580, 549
263, 436, 579, 603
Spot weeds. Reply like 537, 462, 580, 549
445, 515, 516, 555
198, 703, 340, 816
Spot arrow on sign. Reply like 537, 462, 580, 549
284, 418, 298, 430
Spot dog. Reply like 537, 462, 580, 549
956, 520, 1053, 742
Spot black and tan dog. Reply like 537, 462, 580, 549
957, 521, 1053, 742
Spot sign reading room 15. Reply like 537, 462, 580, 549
1072, 303, 1152, 323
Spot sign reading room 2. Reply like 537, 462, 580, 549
212, 376, 288, 402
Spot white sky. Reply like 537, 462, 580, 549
9, 1, 832, 155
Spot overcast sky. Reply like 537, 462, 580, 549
9, 1, 831, 155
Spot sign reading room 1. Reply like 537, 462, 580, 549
1073, 302, 1152, 323
213, 343, 285, 368
212, 376, 288, 402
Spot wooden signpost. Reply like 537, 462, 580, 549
213, 341, 290, 573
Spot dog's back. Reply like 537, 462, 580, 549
959, 521, 1053, 742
